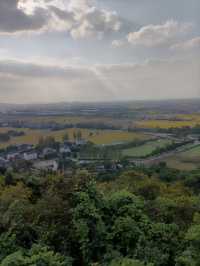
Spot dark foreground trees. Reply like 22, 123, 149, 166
0, 168, 200, 266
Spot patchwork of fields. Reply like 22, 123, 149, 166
0, 127, 149, 148
136, 114, 200, 129
1, 112, 200, 171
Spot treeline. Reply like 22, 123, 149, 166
79, 140, 150, 160
156, 124, 200, 136
132, 124, 200, 137
1, 121, 120, 131
0, 130, 25, 142
147, 140, 194, 158
0, 166, 200, 265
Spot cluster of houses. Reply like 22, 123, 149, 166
0, 135, 129, 175
0, 139, 87, 172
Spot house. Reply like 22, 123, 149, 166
59, 144, 71, 155
23, 151, 38, 161
33, 160, 58, 171
96, 165, 105, 172
0, 157, 9, 168
63, 140, 74, 147
7, 152, 21, 161
75, 139, 87, 146
42, 148, 57, 158
16, 144, 34, 152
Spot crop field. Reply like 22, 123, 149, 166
3, 115, 129, 128
122, 139, 172, 158
165, 145, 200, 170
136, 114, 200, 129
0, 127, 149, 148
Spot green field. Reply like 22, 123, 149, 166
122, 139, 172, 158
165, 145, 200, 170
0, 127, 149, 148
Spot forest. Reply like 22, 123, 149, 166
0, 165, 200, 266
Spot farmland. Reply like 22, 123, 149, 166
136, 114, 200, 129
165, 145, 200, 170
122, 139, 172, 158
0, 101, 200, 171
0, 127, 149, 148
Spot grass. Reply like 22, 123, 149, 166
165, 145, 200, 170
180, 145, 200, 159
0, 127, 149, 148
122, 139, 172, 158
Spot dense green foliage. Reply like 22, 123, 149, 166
0, 166, 200, 265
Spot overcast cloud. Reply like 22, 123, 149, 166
0, 0, 199, 103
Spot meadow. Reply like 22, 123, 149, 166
122, 139, 172, 158
165, 145, 200, 170
0, 127, 149, 148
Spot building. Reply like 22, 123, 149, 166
59, 144, 71, 155
33, 160, 58, 171
0, 157, 9, 168
75, 139, 87, 146
23, 151, 38, 161
42, 148, 57, 158
7, 152, 21, 161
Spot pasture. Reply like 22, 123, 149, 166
122, 139, 172, 158
165, 145, 200, 170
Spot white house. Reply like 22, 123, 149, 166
23, 151, 38, 161
59, 145, 71, 154
75, 139, 87, 146
33, 160, 58, 171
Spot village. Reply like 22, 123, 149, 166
0, 134, 126, 176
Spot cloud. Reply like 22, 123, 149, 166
0, 0, 49, 34
111, 39, 125, 48
171, 36, 200, 51
0, 59, 117, 103
0, 0, 122, 39
56, 0, 122, 39
0, 58, 199, 103
0, 59, 93, 78
126, 20, 193, 47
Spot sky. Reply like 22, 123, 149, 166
0, 0, 199, 103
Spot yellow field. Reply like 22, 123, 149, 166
0, 128, 148, 148
136, 114, 200, 129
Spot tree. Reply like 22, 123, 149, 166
73, 131, 77, 141
77, 130, 82, 141
136, 222, 180, 266
109, 258, 153, 266
176, 215, 200, 266
106, 191, 149, 257
71, 178, 106, 265
4, 172, 14, 186
0, 233, 19, 262
63, 132, 69, 142
37, 136, 57, 149
1, 245, 72, 266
